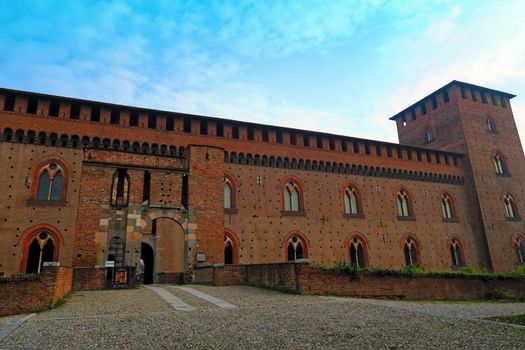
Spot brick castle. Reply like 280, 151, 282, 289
0, 80, 523, 288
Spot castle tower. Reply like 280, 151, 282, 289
390, 81, 525, 271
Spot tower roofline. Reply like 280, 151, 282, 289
389, 80, 516, 121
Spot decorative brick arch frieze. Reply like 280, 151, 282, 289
29, 154, 72, 202
18, 224, 64, 273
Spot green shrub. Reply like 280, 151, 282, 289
309, 262, 525, 280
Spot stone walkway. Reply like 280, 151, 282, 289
1, 285, 525, 349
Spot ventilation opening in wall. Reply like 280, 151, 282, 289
111, 109, 120, 124
216, 121, 224, 137
49, 100, 60, 117
27, 96, 38, 114
3, 94, 15, 111
183, 118, 191, 133
91, 106, 101, 122
200, 119, 208, 135
70, 103, 80, 119
130, 111, 139, 126
148, 113, 157, 129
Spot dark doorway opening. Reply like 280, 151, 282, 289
141, 243, 154, 284
225, 242, 233, 264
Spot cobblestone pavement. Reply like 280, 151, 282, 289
1, 286, 525, 349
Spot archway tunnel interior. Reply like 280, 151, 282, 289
141, 242, 154, 284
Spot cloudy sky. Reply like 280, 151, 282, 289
1, 0, 524, 143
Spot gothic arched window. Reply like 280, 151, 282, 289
441, 194, 455, 219
494, 153, 507, 175
349, 235, 367, 268
344, 186, 360, 215
450, 238, 464, 267
287, 235, 307, 261
224, 177, 233, 209
425, 128, 433, 143
25, 231, 56, 274
504, 193, 519, 219
397, 189, 412, 217
403, 236, 419, 266
515, 237, 525, 265
486, 118, 496, 133
36, 163, 65, 201
283, 181, 302, 212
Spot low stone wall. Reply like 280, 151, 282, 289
72, 267, 106, 291
157, 272, 184, 284
196, 262, 525, 300
0, 265, 73, 316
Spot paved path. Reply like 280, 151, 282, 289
1, 285, 525, 349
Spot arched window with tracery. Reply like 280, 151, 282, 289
425, 128, 433, 143
403, 236, 419, 266
504, 193, 519, 219
344, 186, 360, 215
486, 118, 496, 133
397, 189, 412, 217
286, 235, 307, 261
110, 169, 130, 208
441, 194, 455, 219
494, 153, 507, 175
224, 233, 240, 265
24, 230, 58, 273
36, 163, 65, 201
449, 238, 464, 267
515, 237, 525, 264
283, 180, 301, 212
349, 235, 367, 268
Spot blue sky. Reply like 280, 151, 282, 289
1, 0, 525, 143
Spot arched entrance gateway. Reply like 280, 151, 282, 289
141, 243, 154, 284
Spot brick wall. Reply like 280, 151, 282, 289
72, 267, 105, 290
199, 262, 525, 300
0, 265, 72, 316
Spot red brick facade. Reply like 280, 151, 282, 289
0, 81, 523, 290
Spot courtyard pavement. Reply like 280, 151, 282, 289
1, 285, 525, 349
